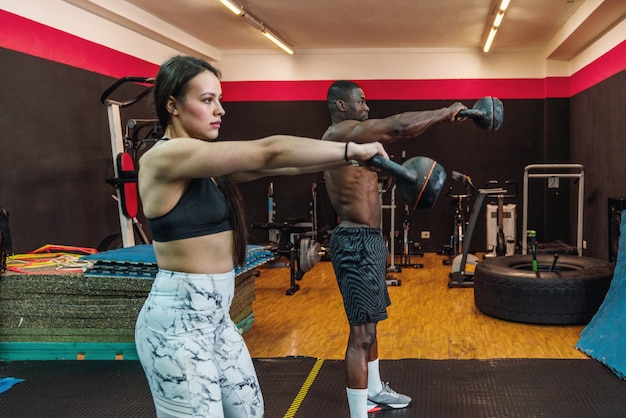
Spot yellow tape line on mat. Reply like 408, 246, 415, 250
283, 358, 325, 418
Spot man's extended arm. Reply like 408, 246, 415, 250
324, 102, 466, 144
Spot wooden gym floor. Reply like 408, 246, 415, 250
243, 253, 588, 361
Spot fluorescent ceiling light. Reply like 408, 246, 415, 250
493, 11, 505, 27
262, 31, 294, 55
483, 0, 510, 53
218, 0, 294, 54
219, 0, 242, 15
483, 28, 498, 53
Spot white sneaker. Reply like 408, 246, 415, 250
367, 381, 412, 409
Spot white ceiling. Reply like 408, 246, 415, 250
67, 0, 625, 60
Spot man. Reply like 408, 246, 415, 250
321, 80, 466, 417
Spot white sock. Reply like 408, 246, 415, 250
367, 358, 383, 396
346, 388, 368, 418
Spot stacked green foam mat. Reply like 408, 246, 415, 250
0, 270, 258, 360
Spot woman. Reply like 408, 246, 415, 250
134, 55, 388, 418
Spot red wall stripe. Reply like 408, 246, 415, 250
570, 40, 626, 96
221, 77, 575, 102
1, 9, 624, 100
0, 9, 159, 79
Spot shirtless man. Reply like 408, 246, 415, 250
321, 80, 466, 418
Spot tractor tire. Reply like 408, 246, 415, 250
474, 254, 613, 325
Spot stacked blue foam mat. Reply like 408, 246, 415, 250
82, 244, 276, 278
577, 211, 626, 379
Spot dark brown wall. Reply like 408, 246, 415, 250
1, 47, 623, 260
570, 70, 626, 260
0, 48, 154, 252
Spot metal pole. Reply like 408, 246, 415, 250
107, 103, 135, 247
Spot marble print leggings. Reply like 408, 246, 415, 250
135, 269, 264, 418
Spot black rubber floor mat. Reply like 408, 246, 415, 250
255, 356, 319, 417
2, 358, 626, 417
296, 358, 626, 418
0, 360, 154, 418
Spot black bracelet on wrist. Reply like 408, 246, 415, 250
344, 142, 350, 162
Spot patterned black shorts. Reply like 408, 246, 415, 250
329, 226, 391, 326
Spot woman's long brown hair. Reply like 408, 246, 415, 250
154, 55, 248, 267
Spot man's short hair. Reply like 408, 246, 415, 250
327, 80, 360, 107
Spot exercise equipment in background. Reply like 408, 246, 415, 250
254, 178, 344, 295
441, 183, 474, 266
99, 76, 160, 250
475, 253, 613, 325
522, 164, 584, 256
379, 174, 401, 277
266, 182, 279, 244
397, 201, 424, 269
252, 219, 320, 295
313, 180, 338, 261
253, 181, 327, 295
448, 171, 507, 288
395, 151, 425, 270
484, 180, 518, 258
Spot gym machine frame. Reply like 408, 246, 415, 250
398, 200, 424, 269
381, 154, 424, 277
442, 186, 473, 266
381, 183, 399, 273
484, 180, 518, 257
101, 76, 156, 248
448, 185, 507, 288
522, 164, 584, 256
381, 185, 423, 282
254, 182, 322, 295
396, 150, 424, 269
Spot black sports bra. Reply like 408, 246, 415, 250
147, 177, 233, 242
